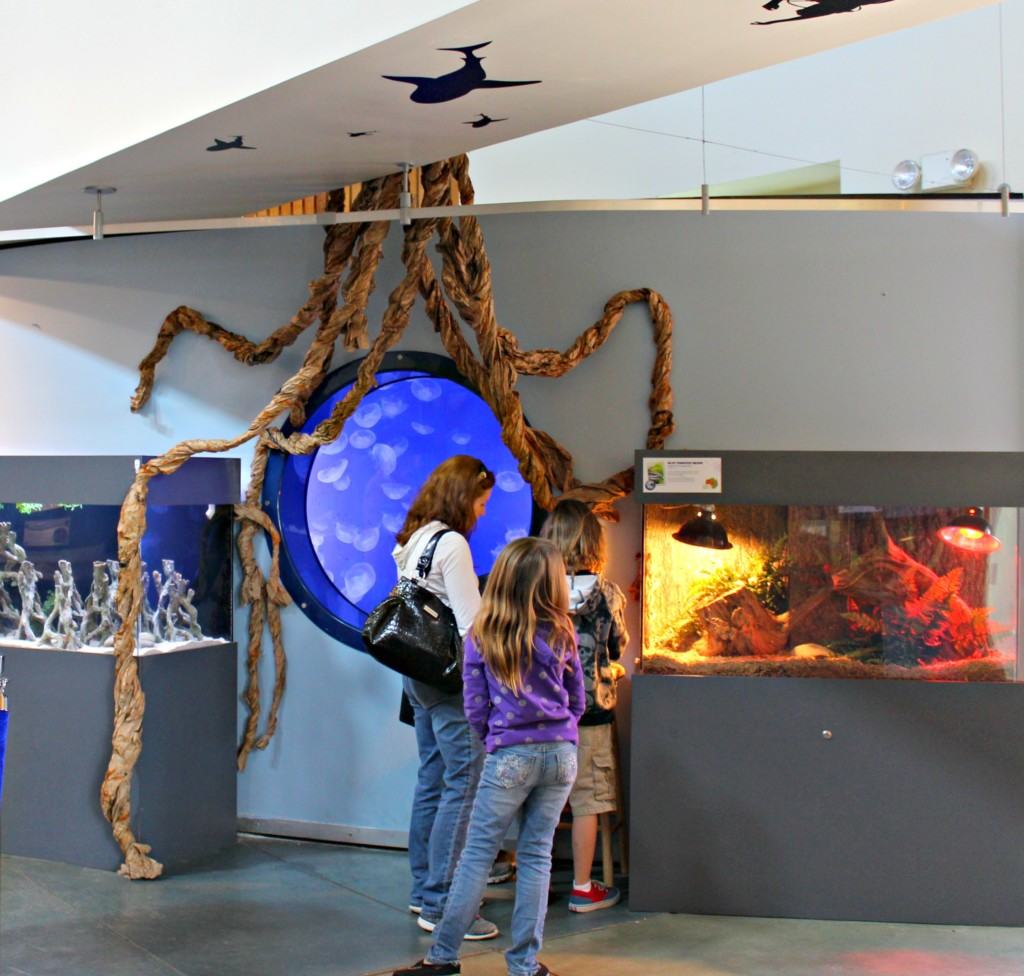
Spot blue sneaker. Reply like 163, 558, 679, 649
568, 880, 620, 913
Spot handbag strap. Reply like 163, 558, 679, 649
416, 529, 453, 579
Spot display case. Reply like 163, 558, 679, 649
0, 456, 238, 871
642, 502, 1019, 681
629, 452, 1024, 925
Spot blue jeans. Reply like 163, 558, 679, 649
404, 676, 484, 923
427, 741, 578, 976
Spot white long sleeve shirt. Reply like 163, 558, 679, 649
391, 520, 481, 637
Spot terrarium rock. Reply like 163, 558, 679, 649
14, 560, 45, 641
0, 522, 26, 570
692, 585, 787, 658
82, 561, 119, 646
41, 559, 84, 649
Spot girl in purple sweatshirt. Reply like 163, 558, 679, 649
394, 537, 584, 976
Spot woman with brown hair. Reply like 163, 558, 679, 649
393, 455, 499, 940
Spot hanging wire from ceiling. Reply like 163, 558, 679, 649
700, 86, 710, 214
584, 117, 891, 179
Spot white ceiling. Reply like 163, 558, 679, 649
0, 0, 993, 232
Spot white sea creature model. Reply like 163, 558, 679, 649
410, 379, 442, 402
342, 563, 376, 603
320, 432, 348, 455
316, 459, 349, 484
349, 429, 377, 450
381, 482, 412, 500
372, 443, 398, 476
382, 511, 406, 534
380, 395, 407, 418
354, 402, 383, 428
353, 527, 381, 552
497, 470, 526, 493
335, 522, 357, 544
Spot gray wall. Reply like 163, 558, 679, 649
1, 210, 1021, 840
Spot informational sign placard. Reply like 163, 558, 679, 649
641, 456, 721, 494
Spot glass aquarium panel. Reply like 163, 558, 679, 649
642, 504, 1019, 681
273, 363, 537, 646
0, 500, 233, 650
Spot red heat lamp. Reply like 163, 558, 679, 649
673, 506, 733, 550
937, 507, 1001, 554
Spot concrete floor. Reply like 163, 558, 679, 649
2, 836, 1023, 976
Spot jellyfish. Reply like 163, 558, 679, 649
382, 511, 406, 534
381, 482, 412, 500
505, 527, 528, 544
496, 470, 526, 493
331, 474, 352, 492
320, 432, 348, 455
372, 443, 398, 477
410, 378, 442, 402
349, 429, 377, 450
316, 459, 349, 484
341, 563, 376, 603
451, 430, 472, 446
335, 522, 357, 544
411, 422, 435, 436
380, 395, 407, 418
354, 402, 383, 428
392, 437, 409, 457
353, 526, 381, 552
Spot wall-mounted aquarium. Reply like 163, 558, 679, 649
637, 451, 1023, 682
0, 457, 237, 652
264, 351, 540, 648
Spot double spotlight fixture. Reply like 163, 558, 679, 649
892, 149, 979, 193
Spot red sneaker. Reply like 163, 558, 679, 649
568, 880, 621, 913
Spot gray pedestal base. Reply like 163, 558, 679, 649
0, 642, 237, 873
630, 673, 1024, 925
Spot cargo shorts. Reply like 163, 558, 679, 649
568, 722, 617, 817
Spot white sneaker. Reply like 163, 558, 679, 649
417, 914, 499, 940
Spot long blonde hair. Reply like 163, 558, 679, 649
396, 455, 495, 545
540, 499, 606, 575
471, 537, 576, 694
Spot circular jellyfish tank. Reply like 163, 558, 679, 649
262, 351, 541, 648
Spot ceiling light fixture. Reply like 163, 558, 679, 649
673, 505, 732, 550
83, 186, 116, 240
937, 506, 1000, 553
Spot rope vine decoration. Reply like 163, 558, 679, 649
106, 154, 675, 879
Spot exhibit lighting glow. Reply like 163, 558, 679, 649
673, 506, 732, 550
937, 507, 1000, 553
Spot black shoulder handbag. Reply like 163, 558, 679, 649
361, 529, 463, 693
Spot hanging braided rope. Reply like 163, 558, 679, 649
110, 154, 675, 877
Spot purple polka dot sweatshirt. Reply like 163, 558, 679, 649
463, 631, 586, 753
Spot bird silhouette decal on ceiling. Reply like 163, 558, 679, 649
464, 113, 508, 128
206, 136, 256, 151
383, 42, 540, 104
753, 0, 895, 25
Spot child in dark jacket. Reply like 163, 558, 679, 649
393, 537, 584, 976
541, 499, 628, 913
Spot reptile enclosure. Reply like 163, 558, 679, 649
629, 451, 1024, 925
